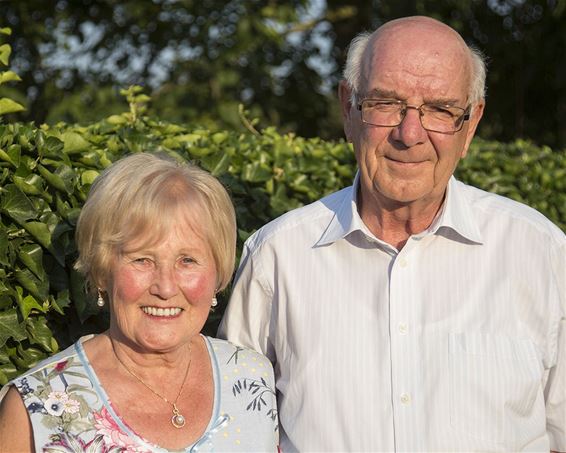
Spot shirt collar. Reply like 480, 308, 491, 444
315, 171, 365, 246
316, 173, 483, 247
427, 177, 483, 244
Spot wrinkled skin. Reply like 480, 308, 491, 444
339, 16, 484, 248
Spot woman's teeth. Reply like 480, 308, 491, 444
141, 307, 182, 317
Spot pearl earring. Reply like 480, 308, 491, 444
211, 296, 218, 307
97, 290, 105, 307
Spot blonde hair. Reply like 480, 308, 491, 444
74, 152, 237, 292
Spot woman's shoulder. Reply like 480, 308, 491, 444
204, 336, 273, 367
203, 336, 279, 448
12, 339, 83, 384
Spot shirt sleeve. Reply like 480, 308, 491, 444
218, 240, 276, 362
545, 241, 566, 452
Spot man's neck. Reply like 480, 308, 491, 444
358, 189, 446, 250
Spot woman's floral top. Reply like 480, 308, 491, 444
5, 335, 278, 452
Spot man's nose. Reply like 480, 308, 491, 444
391, 106, 427, 147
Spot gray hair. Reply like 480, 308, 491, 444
343, 31, 487, 105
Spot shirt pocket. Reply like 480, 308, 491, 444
448, 332, 545, 446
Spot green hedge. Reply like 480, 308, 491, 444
0, 102, 564, 384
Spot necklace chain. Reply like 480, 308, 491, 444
111, 339, 192, 429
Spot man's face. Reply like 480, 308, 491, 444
341, 20, 484, 210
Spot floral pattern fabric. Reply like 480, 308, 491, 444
7, 336, 278, 452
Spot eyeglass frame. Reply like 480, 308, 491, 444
356, 98, 472, 134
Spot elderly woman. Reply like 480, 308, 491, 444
0, 153, 278, 452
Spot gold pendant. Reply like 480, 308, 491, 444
171, 404, 186, 429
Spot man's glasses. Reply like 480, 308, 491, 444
357, 99, 471, 134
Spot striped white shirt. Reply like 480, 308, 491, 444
219, 175, 566, 452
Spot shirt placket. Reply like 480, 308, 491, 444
388, 242, 423, 451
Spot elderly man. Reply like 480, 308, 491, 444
219, 16, 565, 452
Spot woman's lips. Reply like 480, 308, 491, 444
141, 306, 183, 317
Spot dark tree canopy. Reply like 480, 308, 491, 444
1, 0, 565, 147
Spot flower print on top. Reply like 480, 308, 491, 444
7, 336, 278, 452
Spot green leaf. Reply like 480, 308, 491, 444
0, 364, 18, 385
26, 317, 58, 353
40, 135, 66, 159
50, 291, 69, 315
133, 94, 151, 103
13, 343, 46, 369
106, 114, 128, 125
17, 243, 46, 279
37, 164, 67, 192
212, 132, 228, 144
0, 44, 11, 66
80, 170, 100, 185
5, 144, 21, 167
0, 28, 12, 36
15, 267, 49, 301
241, 162, 272, 182
0, 228, 8, 266
0, 98, 25, 115
0, 309, 27, 348
0, 347, 9, 363
22, 221, 52, 249
13, 174, 46, 196
62, 131, 91, 154
202, 151, 231, 176
0, 148, 17, 167
0, 184, 37, 223
19, 294, 47, 319
0, 71, 21, 84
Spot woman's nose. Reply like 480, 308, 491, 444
149, 265, 179, 299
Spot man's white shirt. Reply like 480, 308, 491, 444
219, 175, 565, 452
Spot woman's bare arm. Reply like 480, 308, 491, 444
0, 386, 34, 453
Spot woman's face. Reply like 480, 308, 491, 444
104, 211, 217, 353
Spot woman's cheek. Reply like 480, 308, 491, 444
112, 267, 151, 303
180, 271, 215, 304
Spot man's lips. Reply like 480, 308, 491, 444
385, 156, 427, 165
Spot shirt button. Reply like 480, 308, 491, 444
398, 323, 408, 334
400, 393, 411, 405
398, 257, 408, 268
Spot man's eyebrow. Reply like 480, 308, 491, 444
423, 97, 462, 106
364, 88, 400, 99
364, 88, 463, 106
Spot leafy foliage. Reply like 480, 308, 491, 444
1, 0, 341, 137
2, 1, 566, 148
0, 88, 564, 384
0, 27, 24, 117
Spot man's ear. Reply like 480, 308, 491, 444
461, 100, 485, 158
338, 80, 354, 141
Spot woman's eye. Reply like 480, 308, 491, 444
132, 257, 152, 266
180, 257, 195, 265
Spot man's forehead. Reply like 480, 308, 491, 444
374, 16, 467, 45
359, 21, 471, 100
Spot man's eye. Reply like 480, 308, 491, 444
370, 101, 400, 111
426, 105, 455, 117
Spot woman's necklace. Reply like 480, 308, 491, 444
110, 339, 192, 429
